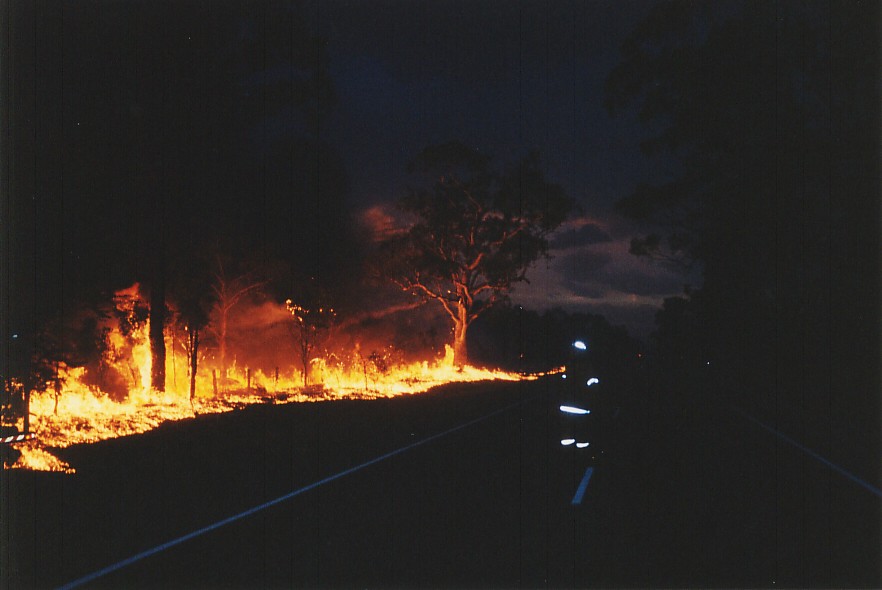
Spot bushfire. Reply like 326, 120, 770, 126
4, 285, 531, 473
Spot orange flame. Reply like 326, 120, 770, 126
8, 285, 536, 472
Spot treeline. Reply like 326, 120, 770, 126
469, 306, 642, 378
605, 1, 879, 472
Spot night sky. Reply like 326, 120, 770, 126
4, 0, 695, 352
310, 0, 694, 331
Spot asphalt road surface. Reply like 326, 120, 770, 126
2, 376, 880, 589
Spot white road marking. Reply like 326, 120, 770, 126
735, 407, 882, 498
56, 398, 527, 590
571, 466, 594, 505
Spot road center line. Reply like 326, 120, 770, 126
571, 466, 594, 505
56, 397, 527, 590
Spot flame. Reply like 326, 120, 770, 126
7, 285, 535, 473
13, 442, 75, 473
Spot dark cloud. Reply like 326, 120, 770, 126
516, 236, 697, 340
554, 249, 613, 276
557, 248, 691, 298
550, 223, 613, 249
552, 235, 695, 300
592, 265, 689, 297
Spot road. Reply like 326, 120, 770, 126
2, 376, 880, 589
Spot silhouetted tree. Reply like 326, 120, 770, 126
286, 298, 336, 387
170, 250, 216, 402
209, 256, 267, 389
149, 254, 167, 393
380, 142, 573, 367
606, 1, 879, 415
471, 305, 640, 377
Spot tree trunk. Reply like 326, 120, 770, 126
219, 308, 228, 384
171, 329, 177, 390
24, 388, 31, 433
188, 328, 199, 401
299, 338, 310, 387
300, 360, 309, 387
452, 305, 469, 368
52, 371, 60, 417
150, 278, 166, 393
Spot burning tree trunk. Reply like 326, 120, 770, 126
187, 327, 199, 401
150, 278, 166, 392
112, 284, 152, 395
297, 337, 311, 387
218, 308, 228, 383
23, 387, 31, 434
452, 304, 469, 369
148, 183, 168, 394
394, 279, 478, 369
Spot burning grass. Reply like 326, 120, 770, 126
4, 283, 539, 473
9, 346, 530, 474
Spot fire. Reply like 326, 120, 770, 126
6, 285, 533, 473
11, 441, 75, 473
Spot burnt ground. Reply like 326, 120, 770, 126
1, 377, 880, 589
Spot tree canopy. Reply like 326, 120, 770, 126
605, 1, 879, 452
381, 141, 573, 367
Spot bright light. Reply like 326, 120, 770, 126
586, 378, 599, 387
560, 405, 590, 415
575, 442, 590, 448
561, 374, 567, 379
561, 438, 576, 446
572, 340, 587, 350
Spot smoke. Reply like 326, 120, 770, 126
198, 290, 448, 384
335, 301, 424, 330
37, 276, 453, 401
